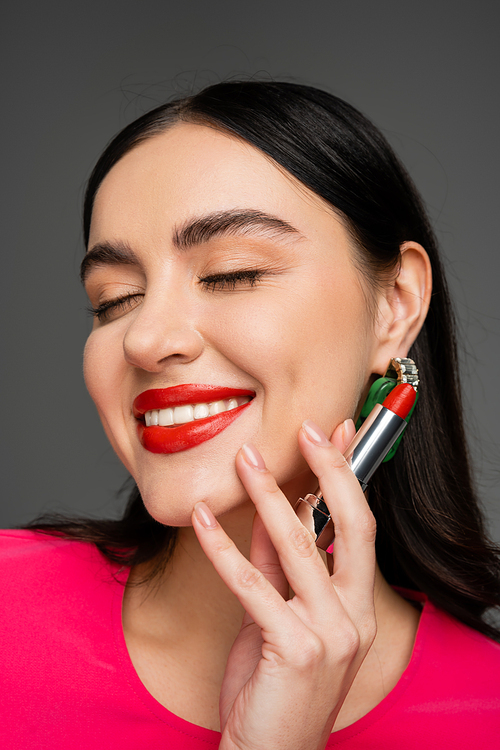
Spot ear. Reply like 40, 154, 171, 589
369, 241, 432, 376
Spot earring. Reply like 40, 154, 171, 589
385, 356, 419, 389
356, 357, 419, 462
295, 356, 420, 552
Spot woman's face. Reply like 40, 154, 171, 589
83, 123, 385, 526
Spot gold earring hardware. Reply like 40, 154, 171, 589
384, 357, 419, 390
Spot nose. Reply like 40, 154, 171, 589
122, 295, 204, 372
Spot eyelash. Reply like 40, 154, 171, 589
87, 270, 266, 322
198, 269, 266, 291
87, 293, 143, 322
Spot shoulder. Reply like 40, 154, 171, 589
420, 600, 500, 676
327, 603, 500, 748
0, 528, 126, 617
0, 529, 128, 674
0, 527, 112, 578
406, 600, 500, 730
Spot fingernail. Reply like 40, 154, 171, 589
194, 502, 218, 529
302, 419, 331, 446
341, 419, 351, 447
241, 442, 267, 471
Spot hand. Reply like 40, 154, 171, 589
191, 419, 377, 750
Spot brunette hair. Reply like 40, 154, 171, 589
28, 81, 500, 638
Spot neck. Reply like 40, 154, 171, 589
122, 499, 421, 731
125, 468, 317, 649
123, 500, 256, 670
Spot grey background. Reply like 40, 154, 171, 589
1, 1, 499, 543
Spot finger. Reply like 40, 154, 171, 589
250, 513, 289, 600
331, 418, 356, 454
298, 421, 377, 602
192, 501, 305, 636
235, 443, 340, 620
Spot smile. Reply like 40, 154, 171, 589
144, 396, 252, 427
133, 385, 255, 454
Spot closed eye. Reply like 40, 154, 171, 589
87, 293, 144, 323
198, 269, 266, 292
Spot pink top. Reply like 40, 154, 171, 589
1, 529, 499, 748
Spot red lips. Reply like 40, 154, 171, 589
133, 384, 255, 454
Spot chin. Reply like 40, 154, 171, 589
136, 472, 251, 528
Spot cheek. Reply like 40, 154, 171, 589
83, 331, 124, 423
83, 331, 135, 472
208, 299, 283, 365
206, 274, 371, 424
205, 292, 303, 401
84, 333, 107, 405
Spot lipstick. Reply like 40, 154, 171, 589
295, 383, 417, 551
134, 385, 254, 454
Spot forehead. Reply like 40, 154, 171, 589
89, 122, 347, 249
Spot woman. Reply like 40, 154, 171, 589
1, 81, 499, 748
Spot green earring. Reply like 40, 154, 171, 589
355, 357, 419, 462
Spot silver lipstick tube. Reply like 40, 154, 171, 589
294, 404, 407, 550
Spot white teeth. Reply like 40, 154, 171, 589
146, 409, 158, 427
144, 395, 251, 427
158, 407, 174, 426
173, 405, 194, 424
209, 399, 226, 416
193, 403, 210, 420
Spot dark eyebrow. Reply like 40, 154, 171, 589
81, 210, 302, 284
172, 209, 303, 250
80, 241, 139, 284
